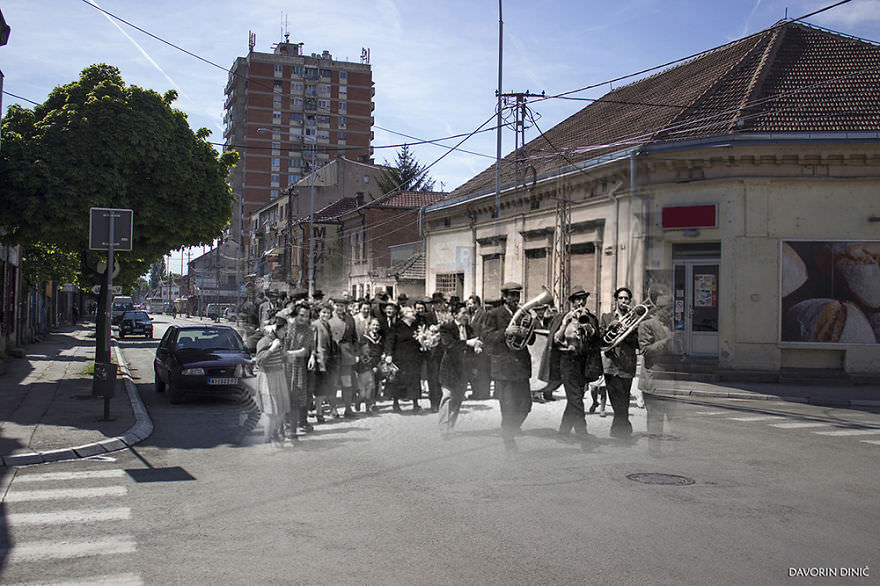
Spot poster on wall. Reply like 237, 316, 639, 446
693, 273, 718, 308
780, 241, 880, 344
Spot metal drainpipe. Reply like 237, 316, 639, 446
630, 149, 638, 295
469, 208, 477, 297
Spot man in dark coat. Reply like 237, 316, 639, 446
465, 295, 491, 400
600, 287, 640, 438
548, 286, 602, 439
437, 303, 483, 436
480, 282, 534, 448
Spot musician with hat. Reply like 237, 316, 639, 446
600, 287, 640, 438
481, 282, 534, 447
546, 286, 602, 439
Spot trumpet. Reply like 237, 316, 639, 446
601, 299, 655, 351
560, 307, 598, 353
506, 286, 554, 350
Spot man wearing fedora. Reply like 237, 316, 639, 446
481, 282, 534, 448
550, 286, 602, 439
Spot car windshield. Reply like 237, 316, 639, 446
122, 311, 150, 321
174, 328, 244, 351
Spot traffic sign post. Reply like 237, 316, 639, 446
89, 208, 133, 407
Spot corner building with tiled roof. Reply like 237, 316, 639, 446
423, 21, 880, 382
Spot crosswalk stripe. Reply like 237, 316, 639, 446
727, 415, 783, 422
770, 422, 833, 429
13, 470, 126, 483
7, 573, 144, 586
7, 507, 131, 526
1, 536, 137, 562
4, 486, 127, 503
813, 429, 880, 437
695, 411, 727, 415
860, 440, 880, 445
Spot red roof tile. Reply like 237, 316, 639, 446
451, 22, 880, 198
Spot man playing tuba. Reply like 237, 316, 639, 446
547, 286, 602, 440
481, 282, 535, 449
600, 287, 641, 439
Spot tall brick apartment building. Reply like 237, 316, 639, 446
223, 35, 374, 250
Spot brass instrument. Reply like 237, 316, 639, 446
506, 286, 554, 350
561, 307, 597, 352
601, 299, 655, 351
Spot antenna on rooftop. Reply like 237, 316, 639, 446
248, 30, 255, 53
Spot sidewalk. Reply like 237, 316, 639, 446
649, 378, 880, 409
0, 322, 151, 468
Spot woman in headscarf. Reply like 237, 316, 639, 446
255, 315, 291, 445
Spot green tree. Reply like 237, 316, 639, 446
0, 64, 239, 361
21, 242, 81, 287
376, 144, 436, 195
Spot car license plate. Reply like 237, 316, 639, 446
208, 377, 238, 385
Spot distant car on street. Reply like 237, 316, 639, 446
205, 303, 236, 321
111, 295, 134, 325
119, 310, 153, 339
153, 324, 255, 403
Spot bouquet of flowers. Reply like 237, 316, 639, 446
414, 323, 441, 351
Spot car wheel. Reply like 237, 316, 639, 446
154, 367, 165, 393
168, 382, 185, 404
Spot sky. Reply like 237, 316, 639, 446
3, 0, 880, 274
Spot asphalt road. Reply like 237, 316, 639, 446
1, 315, 877, 585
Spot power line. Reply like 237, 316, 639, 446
2, 90, 40, 106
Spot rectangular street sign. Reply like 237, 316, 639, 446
92, 285, 122, 294
89, 208, 134, 251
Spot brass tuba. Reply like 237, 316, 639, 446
601, 299, 655, 351
506, 286, 554, 350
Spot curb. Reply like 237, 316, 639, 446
650, 387, 880, 409
1, 342, 153, 468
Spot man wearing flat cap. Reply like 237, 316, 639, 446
480, 282, 534, 447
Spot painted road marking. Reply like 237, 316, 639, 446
813, 429, 880, 437
860, 439, 880, 445
769, 422, 834, 429
1, 536, 137, 562
7, 574, 144, 586
727, 415, 783, 422
13, 470, 126, 483
4, 486, 127, 503
7, 507, 131, 526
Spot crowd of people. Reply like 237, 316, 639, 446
241, 281, 674, 449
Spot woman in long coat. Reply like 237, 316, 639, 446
384, 306, 423, 412
255, 316, 291, 444
284, 304, 316, 434
356, 317, 384, 414
312, 303, 340, 422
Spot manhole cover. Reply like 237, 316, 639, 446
627, 473, 695, 486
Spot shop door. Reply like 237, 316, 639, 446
672, 261, 719, 356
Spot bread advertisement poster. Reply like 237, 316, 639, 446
781, 241, 880, 344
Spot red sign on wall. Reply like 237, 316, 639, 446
661, 204, 717, 229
